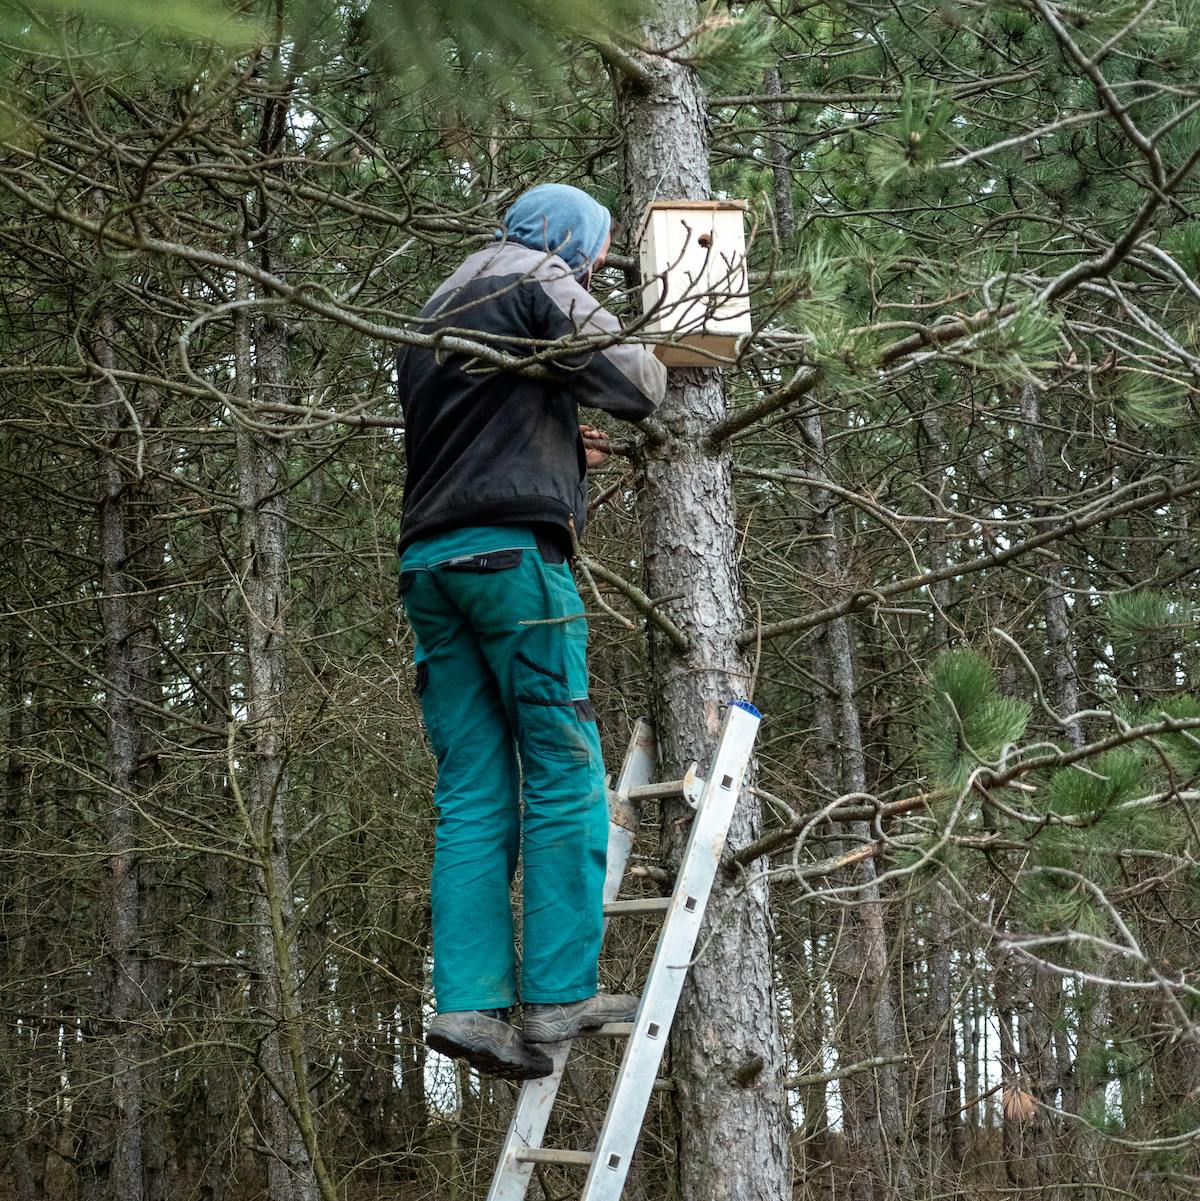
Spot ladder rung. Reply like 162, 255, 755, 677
514, 1148, 595, 1168
603, 898, 671, 916
624, 780, 686, 801
624, 763, 701, 803
579, 1021, 633, 1038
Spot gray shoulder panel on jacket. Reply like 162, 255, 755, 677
535, 264, 666, 405
426, 242, 561, 313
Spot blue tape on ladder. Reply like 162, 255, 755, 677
730, 699, 762, 718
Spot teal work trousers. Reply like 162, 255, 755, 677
399, 526, 608, 1013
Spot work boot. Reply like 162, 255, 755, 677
522, 993, 640, 1043
426, 1009, 554, 1080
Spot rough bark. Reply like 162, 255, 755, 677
962, 983, 981, 1136
195, 511, 237, 1201
128, 375, 168, 1201
1019, 385, 1082, 748
924, 905, 957, 1177
615, 4, 791, 1196
2, 636, 36, 1201
1020, 385, 1085, 1197
791, 921, 830, 1173
768, 94, 838, 1186
994, 948, 1026, 1189
913, 400, 962, 1176
1019, 975, 1059, 1190
800, 410, 909, 1201
95, 314, 146, 1201
233, 289, 323, 1201
1073, 973, 1112, 1198
762, 66, 795, 241
390, 889, 429, 1154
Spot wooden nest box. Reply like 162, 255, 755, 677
637, 199, 750, 366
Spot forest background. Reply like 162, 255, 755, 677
3, 1, 1200, 1200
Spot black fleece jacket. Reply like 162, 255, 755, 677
396, 241, 667, 552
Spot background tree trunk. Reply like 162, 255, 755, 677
95, 313, 146, 1201
233, 290, 321, 1201
2, 631, 36, 1201
800, 409, 909, 1201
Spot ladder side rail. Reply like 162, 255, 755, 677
486, 718, 658, 1201
580, 702, 761, 1201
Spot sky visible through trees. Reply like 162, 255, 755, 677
3, 1, 1200, 1199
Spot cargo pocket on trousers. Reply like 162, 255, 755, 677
511, 643, 595, 763
515, 693, 594, 765
412, 651, 446, 758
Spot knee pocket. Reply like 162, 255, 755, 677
516, 695, 597, 766
513, 649, 597, 766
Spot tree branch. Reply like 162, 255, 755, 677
739, 473, 1200, 646
731, 792, 929, 867
578, 553, 691, 652
786, 1054, 912, 1090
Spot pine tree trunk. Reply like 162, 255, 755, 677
789, 918, 830, 1174
390, 889, 429, 1155
3, 636, 36, 1201
924, 904, 956, 1178
1074, 973, 1112, 1198
615, 5, 791, 1196
963, 984, 980, 1137
195, 511, 236, 1201
95, 314, 146, 1201
994, 949, 1025, 1189
800, 411, 909, 1201
762, 66, 794, 240
913, 399, 961, 1179
231, 68, 329, 1201
128, 376, 169, 1201
233, 290, 324, 1201
1018, 977, 1057, 1189
1020, 385, 1083, 1196
1019, 385, 1082, 747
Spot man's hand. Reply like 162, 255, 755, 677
580, 424, 611, 469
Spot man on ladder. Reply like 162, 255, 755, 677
396, 183, 668, 1079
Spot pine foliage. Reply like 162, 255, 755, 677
864, 80, 956, 185
919, 649, 1031, 791
1104, 590, 1198, 653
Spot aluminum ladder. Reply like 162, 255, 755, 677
486, 698, 762, 1201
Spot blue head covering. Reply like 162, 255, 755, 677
498, 183, 612, 278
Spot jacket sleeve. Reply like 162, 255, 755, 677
530, 265, 667, 421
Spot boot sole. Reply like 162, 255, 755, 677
524, 1010, 637, 1044
426, 1030, 554, 1081
523, 1019, 589, 1043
